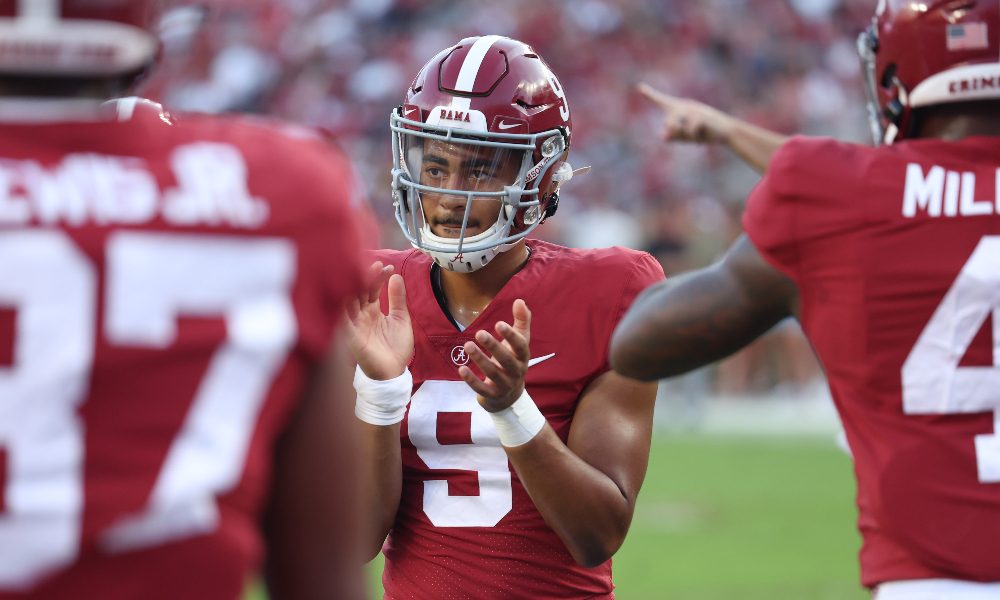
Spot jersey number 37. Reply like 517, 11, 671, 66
0, 229, 296, 588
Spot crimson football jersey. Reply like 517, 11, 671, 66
744, 135, 1000, 587
374, 240, 663, 599
0, 98, 367, 598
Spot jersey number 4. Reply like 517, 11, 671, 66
902, 235, 1000, 484
0, 230, 296, 588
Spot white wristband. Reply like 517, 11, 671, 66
354, 365, 412, 426
489, 390, 546, 447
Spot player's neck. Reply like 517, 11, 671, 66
438, 241, 531, 328
916, 102, 1000, 141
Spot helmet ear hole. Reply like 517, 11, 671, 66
885, 98, 904, 121
880, 64, 897, 89
544, 192, 560, 219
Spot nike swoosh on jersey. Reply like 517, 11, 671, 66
527, 353, 556, 367
497, 121, 521, 130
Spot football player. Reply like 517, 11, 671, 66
346, 35, 664, 598
0, 2, 368, 598
612, 2, 1000, 598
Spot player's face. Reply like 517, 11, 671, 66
418, 140, 520, 238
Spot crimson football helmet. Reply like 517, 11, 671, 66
859, 0, 1000, 144
0, 0, 158, 77
390, 35, 574, 272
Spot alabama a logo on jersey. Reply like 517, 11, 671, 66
451, 345, 470, 365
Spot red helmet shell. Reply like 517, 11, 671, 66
390, 36, 574, 271
866, 0, 1000, 141
0, 0, 158, 77
404, 35, 571, 158
402, 36, 572, 225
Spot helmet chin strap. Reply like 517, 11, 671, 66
419, 217, 514, 273
884, 123, 899, 145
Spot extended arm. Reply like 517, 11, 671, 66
459, 300, 657, 567
637, 82, 788, 174
610, 235, 798, 381
263, 335, 367, 600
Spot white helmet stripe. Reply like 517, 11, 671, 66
451, 35, 502, 111
20, 0, 60, 21
909, 63, 1000, 108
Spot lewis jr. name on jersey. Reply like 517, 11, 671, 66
0, 142, 267, 229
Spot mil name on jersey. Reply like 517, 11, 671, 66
904, 162, 1000, 217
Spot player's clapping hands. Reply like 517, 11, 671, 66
459, 299, 532, 413
345, 261, 413, 380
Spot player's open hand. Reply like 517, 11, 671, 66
344, 261, 413, 380
637, 82, 734, 145
459, 299, 531, 413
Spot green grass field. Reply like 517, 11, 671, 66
610, 434, 865, 599
253, 434, 867, 599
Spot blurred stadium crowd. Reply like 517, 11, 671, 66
142, 0, 875, 401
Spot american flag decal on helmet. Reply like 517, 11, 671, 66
946, 22, 988, 51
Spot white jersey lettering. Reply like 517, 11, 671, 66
0, 143, 268, 229
903, 163, 1000, 218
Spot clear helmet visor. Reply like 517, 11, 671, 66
405, 135, 524, 240
390, 108, 566, 271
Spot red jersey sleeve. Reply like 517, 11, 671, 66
599, 250, 665, 371
742, 146, 799, 277
271, 133, 373, 361
612, 251, 665, 322
743, 136, 871, 280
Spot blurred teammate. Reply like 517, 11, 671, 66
0, 2, 368, 598
612, 2, 1000, 598
346, 35, 663, 598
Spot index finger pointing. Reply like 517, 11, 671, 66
636, 82, 680, 111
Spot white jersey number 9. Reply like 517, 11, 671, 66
407, 381, 512, 527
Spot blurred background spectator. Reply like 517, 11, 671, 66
143, 0, 872, 424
